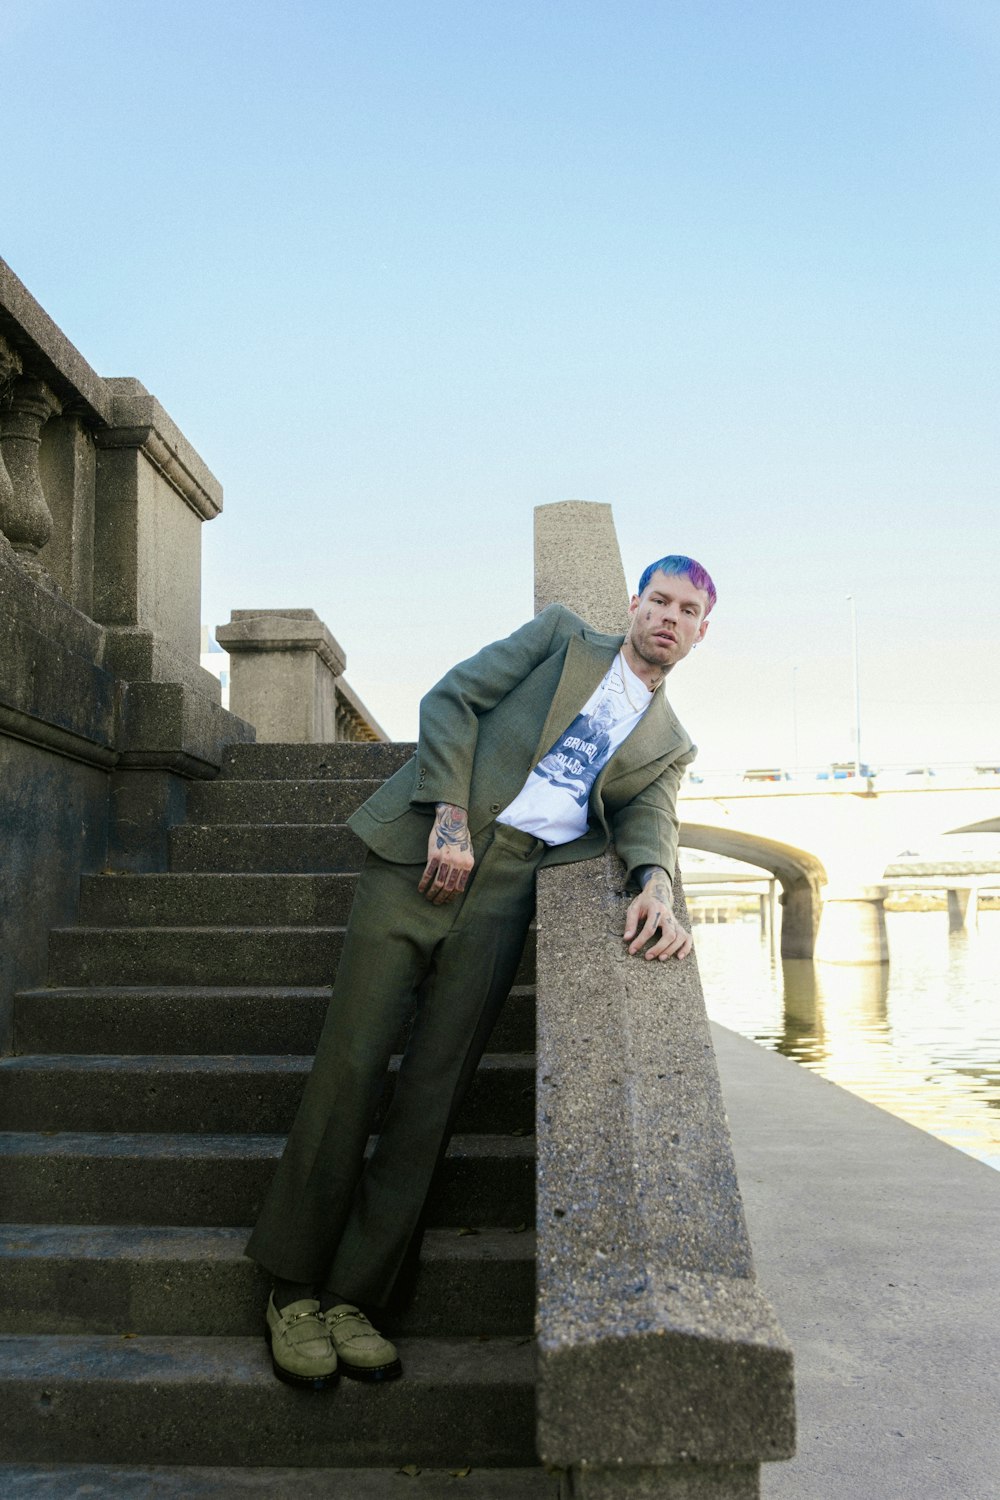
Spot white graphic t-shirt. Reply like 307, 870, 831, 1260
497, 652, 653, 846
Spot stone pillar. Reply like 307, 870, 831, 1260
762, 879, 779, 953
534, 499, 629, 630
814, 886, 889, 964
533, 500, 795, 1499
947, 886, 978, 934
0, 374, 62, 569
94, 378, 221, 669
778, 874, 823, 959
216, 610, 347, 743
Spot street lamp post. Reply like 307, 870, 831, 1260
846, 594, 861, 777
792, 664, 799, 774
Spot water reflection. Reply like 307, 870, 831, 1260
695, 909, 1000, 1170
777, 957, 889, 1063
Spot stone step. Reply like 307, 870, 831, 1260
12, 985, 536, 1057
0, 1334, 537, 1468
0, 1224, 535, 1338
78, 873, 359, 928
186, 779, 383, 826
219, 741, 416, 782
0, 1053, 536, 1135
0, 1133, 535, 1228
0, 1463, 558, 1497
169, 823, 366, 873
46, 927, 537, 988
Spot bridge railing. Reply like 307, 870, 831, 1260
684, 764, 1000, 793
532, 502, 795, 1499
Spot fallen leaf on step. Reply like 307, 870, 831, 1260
456, 1226, 480, 1236
398, 1464, 421, 1476
449, 1467, 472, 1477
509, 1223, 528, 1233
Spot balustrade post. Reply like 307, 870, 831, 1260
0, 374, 62, 568
0, 336, 25, 548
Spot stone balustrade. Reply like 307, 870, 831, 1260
0, 258, 220, 688
217, 608, 387, 743
532, 502, 795, 1498
0, 259, 254, 1051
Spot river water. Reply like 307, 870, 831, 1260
694, 909, 1000, 1170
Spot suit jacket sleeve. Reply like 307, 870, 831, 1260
411, 604, 575, 810
609, 743, 697, 893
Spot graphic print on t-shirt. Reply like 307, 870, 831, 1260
531, 695, 618, 806
497, 653, 652, 847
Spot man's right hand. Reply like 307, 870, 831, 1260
418, 804, 475, 904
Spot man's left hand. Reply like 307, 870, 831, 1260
623, 869, 692, 961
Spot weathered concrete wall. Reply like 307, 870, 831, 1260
0, 548, 117, 1052
0, 737, 109, 1051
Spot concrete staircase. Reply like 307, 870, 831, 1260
0, 743, 557, 1495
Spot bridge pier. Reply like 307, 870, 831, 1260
814, 887, 889, 965
947, 885, 978, 933
777, 875, 822, 960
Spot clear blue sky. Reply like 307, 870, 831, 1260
4, 0, 998, 767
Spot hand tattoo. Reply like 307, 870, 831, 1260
434, 803, 472, 854
638, 865, 673, 911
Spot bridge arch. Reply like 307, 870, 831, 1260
947, 817, 1000, 836
680, 823, 827, 959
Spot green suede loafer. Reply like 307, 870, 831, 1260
323, 1303, 402, 1382
265, 1293, 339, 1390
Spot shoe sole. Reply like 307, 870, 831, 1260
264, 1328, 340, 1390
338, 1357, 403, 1383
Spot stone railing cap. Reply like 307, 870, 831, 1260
216, 611, 347, 677
0, 257, 111, 424
96, 378, 222, 520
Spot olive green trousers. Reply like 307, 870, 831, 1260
245, 821, 544, 1306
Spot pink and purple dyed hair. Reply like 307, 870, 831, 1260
637, 555, 717, 614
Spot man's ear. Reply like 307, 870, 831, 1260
627, 593, 640, 618
696, 617, 710, 644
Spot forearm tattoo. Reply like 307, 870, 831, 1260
434, 803, 472, 853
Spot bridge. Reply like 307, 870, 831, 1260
677, 773, 1000, 962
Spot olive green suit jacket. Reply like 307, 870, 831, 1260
347, 603, 696, 891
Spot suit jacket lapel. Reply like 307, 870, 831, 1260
597, 686, 685, 789
529, 633, 620, 770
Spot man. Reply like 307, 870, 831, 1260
246, 554, 715, 1390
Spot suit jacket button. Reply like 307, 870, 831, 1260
490, 802, 501, 813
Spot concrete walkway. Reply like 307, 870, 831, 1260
712, 1023, 1000, 1500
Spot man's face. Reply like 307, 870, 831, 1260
626, 569, 710, 671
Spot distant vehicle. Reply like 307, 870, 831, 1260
816, 762, 874, 780
975, 764, 1000, 776
742, 768, 790, 782
905, 767, 936, 777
